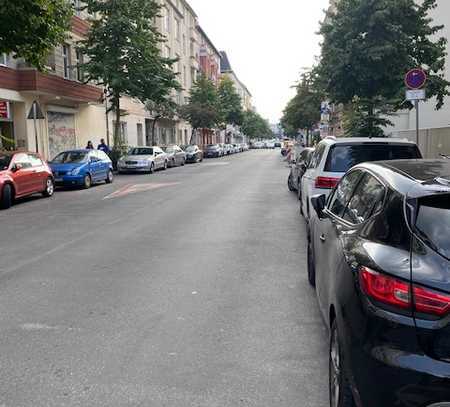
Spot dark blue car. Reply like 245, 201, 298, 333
49, 149, 113, 189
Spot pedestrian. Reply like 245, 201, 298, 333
86, 141, 94, 149
97, 138, 110, 154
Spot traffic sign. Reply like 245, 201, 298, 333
405, 69, 427, 90
27, 100, 45, 120
406, 89, 426, 101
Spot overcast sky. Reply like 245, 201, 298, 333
187, 0, 330, 124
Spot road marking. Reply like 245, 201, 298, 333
103, 182, 179, 200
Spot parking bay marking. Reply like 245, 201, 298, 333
103, 182, 179, 200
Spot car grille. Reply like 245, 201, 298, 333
55, 171, 68, 176
126, 161, 138, 165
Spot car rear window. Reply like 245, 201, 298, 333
324, 144, 421, 173
415, 194, 450, 259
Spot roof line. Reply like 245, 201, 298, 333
196, 24, 221, 57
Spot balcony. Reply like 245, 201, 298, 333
0, 66, 103, 103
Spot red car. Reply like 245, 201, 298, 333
0, 151, 55, 209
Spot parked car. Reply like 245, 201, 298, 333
50, 149, 113, 189
307, 159, 450, 407
0, 151, 54, 209
205, 144, 222, 158
253, 141, 264, 149
163, 145, 186, 167
274, 141, 282, 148
218, 144, 226, 156
224, 144, 233, 155
265, 141, 275, 149
241, 143, 249, 151
117, 146, 167, 173
288, 147, 314, 194
300, 137, 422, 220
185, 145, 203, 163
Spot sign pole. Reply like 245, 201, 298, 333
415, 100, 419, 146
33, 102, 39, 153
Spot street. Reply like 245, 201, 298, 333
0, 150, 328, 407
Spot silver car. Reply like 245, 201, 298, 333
163, 145, 186, 167
117, 146, 168, 173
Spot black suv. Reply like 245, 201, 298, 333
308, 159, 450, 407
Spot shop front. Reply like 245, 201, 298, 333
0, 101, 14, 150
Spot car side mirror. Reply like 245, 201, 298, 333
311, 194, 327, 219
12, 163, 22, 172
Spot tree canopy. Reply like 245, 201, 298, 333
317, 0, 449, 135
218, 76, 244, 127
80, 0, 180, 146
180, 74, 220, 130
241, 110, 273, 139
0, 0, 72, 70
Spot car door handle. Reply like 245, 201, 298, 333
320, 234, 326, 243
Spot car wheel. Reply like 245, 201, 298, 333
83, 174, 92, 189
181, 158, 185, 166
307, 235, 316, 287
149, 162, 155, 174
42, 177, 55, 197
0, 184, 13, 209
106, 169, 114, 184
171, 158, 176, 167
288, 174, 296, 192
330, 320, 355, 407
163, 160, 168, 170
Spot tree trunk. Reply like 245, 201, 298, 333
190, 128, 196, 145
113, 94, 121, 148
367, 102, 374, 137
151, 116, 160, 146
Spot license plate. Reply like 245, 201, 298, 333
55, 178, 62, 182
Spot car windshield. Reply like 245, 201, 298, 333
324, 144, 421, 173
415, 194, 450, 259
185, 146, 196, 152
164, 147, 175, 153
207, 145, 217, 149
0, 154, 12, 170
51, 151, 88, 164
129, 148, 153, 155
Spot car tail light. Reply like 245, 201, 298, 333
360, 267, 411, 310
315, 176, 340, 189
413, 286, 450, 317
360, 267, 450, 317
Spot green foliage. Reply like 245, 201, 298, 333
146, 98, 178, 145
0, 0, 72, 70
218, 76, 244, 127
80, 0, 180, 146
180, 75, 220, 130
318, 0, 450, 136
281, 71, 323, 136
241, 110, 272, 139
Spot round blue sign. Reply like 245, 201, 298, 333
405, 69, 427, 90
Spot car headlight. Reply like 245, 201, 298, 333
70, 167, 82, 176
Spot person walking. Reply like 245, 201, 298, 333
86, 141, 94, 150
97, 138, 110, 154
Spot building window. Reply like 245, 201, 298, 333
183, 34, 186, 55
163, 8, 170, 33
174, 54, 180, 73
0, 53, 8, 66
73, 0, 82, 17
62, 44, 71, 79
164, 46, 171, 59
75, 49, 84, 81
137, 123, 144, 146
175, 19, 180, 41
183, 65, 187, 87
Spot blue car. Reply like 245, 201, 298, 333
49, 149, 113, 189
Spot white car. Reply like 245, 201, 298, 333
117, 146, 168, 173
300, 137, 421, 221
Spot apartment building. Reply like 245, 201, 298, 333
0, 10, 104, 159
219, 51, 253, 111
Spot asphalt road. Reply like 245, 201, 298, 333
0, 150, 328, 407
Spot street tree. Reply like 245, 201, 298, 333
180, 75, 220, 142
146, 98, 178, 146
318, 0, 450, 136
281, 71, 322, 142
218, 76, 244, 127
0, 0, 72, 70
80, 0, 180, 149
241, 110, 272, 139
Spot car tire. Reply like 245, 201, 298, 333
106, 170, 114, 184
42, 177, 55, 197
149, 163, 155, 174
330, 320, 355, 407
1, 184, 13, 209
288, 174, 296, 192
307, 235, 316, 287
181, 158, 185, 166
83, 174, 92, 189
163, 160, 168, 170
171, 158, 176, 167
